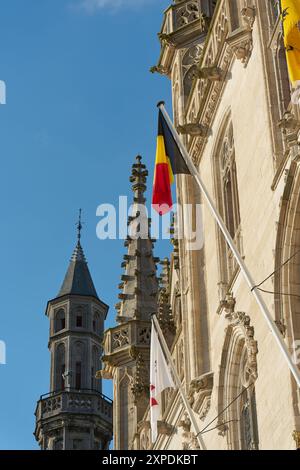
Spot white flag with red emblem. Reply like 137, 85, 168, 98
150, 322, 176, 443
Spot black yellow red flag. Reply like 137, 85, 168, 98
281, 0, 300, 86
152, 110, 190, 215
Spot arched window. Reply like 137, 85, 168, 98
73, 306, 86, 329
213, 115, 242, 297
119, 374, 134, 450
93, 312, 101, 335
54, 309, 65, 333
218, 312, 259, 450
72, 341, 84, 390
55, 343, 65, 391
275, 165, 300, 370
273, 165, 300, 432
273, 34, 291, 118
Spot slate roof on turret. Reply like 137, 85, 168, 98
57, 241, 99, 299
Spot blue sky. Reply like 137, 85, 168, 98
0, 0, 172, 449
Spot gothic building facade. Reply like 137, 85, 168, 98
34, 230, 113, 450
101, 0, 300, 450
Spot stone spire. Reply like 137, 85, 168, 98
100, 156, 159, 450
116, 155, 159, 323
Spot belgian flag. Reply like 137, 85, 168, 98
152, 110, 190, 215
281, 0, 300, 85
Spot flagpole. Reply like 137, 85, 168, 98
157, 102, 300, 389
152, 314, 207, 450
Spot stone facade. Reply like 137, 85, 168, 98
111, 0, 300, 450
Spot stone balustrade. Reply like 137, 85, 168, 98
35, 389, 112, 423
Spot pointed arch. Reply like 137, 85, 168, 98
274, 162, 300, 425
54, 309, 65, 333
212, 109, 242, 299
71, 341, 85, 390
119, 372, 135, 450
217, 312, 259, 450
55, 342, 66, 391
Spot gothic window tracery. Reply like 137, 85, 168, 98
218, 313, 259, 450
119, 373, 134, 450
182, 44, 203, 102
213, 116, 242, 294
54, 309, 65, 333
175, 1, 200, 29
264, 0, 291, 166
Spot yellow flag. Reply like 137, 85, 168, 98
281, 0, 300, 85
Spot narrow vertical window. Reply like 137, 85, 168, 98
75, 361, 81, 389
54, 309, 65, 333
55, 343, 65, 391
214, 117, 242, 295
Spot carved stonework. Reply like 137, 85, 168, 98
241, 7, 256, 31
178, 413, 191, 432
188, 372, 214, 417
139, 422, 151, 451
137, 326, 151, 345
220, 292, 236, 319
149, 65, 168, 75
170, 214, 180, 271
175, 1, 200, 29
157, 258, 176, 347
158, 33, 176, 47
227, 311, 258, 385
131, 353, 149, 404
157, 421, 174, 436
278, 111, 300, 148
177, 123, 209, 137
227, 30, 253, 67
182, 44, 203, 99
187, 41, 233, 163
96, 362, 114, 380
293, 430, 300, 449
178, 413, 200, 450
199, 397, 211, 421
112, 327, 129, 350
192, 65, 225, 81
227, 6, 255, 67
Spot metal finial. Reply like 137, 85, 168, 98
76, 208, 82, 242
